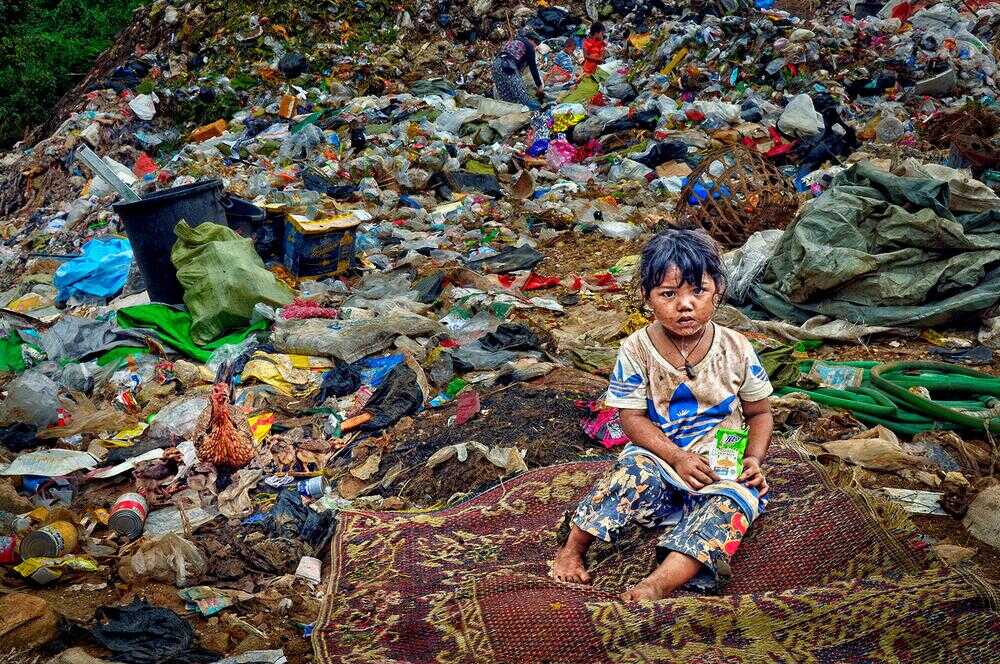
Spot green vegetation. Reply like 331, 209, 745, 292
0, 0, 145, 149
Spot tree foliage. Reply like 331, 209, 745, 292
0, 0, 144, 149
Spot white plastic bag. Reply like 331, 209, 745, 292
128, 94, 157, 121
120, 533, 208, 587
777, 94, 824, 138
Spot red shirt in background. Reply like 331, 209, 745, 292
582, 37, 606, 76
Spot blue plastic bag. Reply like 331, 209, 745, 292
527, 139, 550, 157
355, 353, 405, 389
54, 238, 133, 303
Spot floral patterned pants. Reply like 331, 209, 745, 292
492, 57, 540, 111
572, 452, 751, 591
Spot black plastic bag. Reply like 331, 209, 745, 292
303, 168, 358, 200
480, 323, 540, 352
446, 171, 503, 199
361, 364, 423, 431
0, 423, 37, 452
266, 487, 335, 549
414, 272, 446, 304
467, 244, 545, 274
315, 359, 362, 402
278, 53, 309, 78
604, 109, 661, 133
90, 601, 219, 664
634, 141, 688, 169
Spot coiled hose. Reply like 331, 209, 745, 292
776, 360, 1000, 435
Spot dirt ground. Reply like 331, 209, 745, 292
383, 381, 613, 506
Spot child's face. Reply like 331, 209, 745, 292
646, 267, 719, 337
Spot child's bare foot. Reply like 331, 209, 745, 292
620, 577, 671, 602
550, 547, 592, 584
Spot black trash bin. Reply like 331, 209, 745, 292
222, 196, 281, 260
113, 179, 228, 304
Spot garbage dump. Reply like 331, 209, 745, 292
1, 0, 1000, 661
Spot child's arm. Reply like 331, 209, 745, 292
620, 409, 721, 489
739, 397, 773, 495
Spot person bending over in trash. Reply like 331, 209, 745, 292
545, 37, 578, 85
582, 22, 608, 78
492, 30, 545, 111
550, 229, 773, 601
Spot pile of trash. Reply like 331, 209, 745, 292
2, 0, 1000, 660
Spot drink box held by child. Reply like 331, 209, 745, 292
710, 428, 748, 481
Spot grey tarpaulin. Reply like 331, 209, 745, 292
39, 316, 149, 362
752, 163, 1000, 328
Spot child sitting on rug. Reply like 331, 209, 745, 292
550, 229, 773, 601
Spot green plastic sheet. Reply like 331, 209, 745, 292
753, 163, 1000, 328
560, 76, 600, 104
116, 304, 269, 363
0, 331, 27, 373
96, 346, 148, 367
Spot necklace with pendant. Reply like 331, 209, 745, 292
662, 324, 709, 379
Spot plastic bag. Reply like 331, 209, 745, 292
777, 94, 824, 138
91, 600, 218, 664
608, 158, 653, 182
128, 94, 157, 121
597, 221, 642, 241
54, 238, 133, 303
0, 370, 61, 428
361, 364, 423, 431
119, 534, 208, 587
434, 108, 481, 135
146, 396, 209, 444
205, 336, 259, 374
272, 311, 441, 363
546, 138, 578, 170
722, 229, 783, 303
171, 222, 294, 345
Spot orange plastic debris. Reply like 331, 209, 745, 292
278, 95, 297, 119
190, 119, 227, 142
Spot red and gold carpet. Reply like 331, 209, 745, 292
314, 444, 999, 663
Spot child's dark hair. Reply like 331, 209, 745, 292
589, 22, 605, 36
639, 229, 726, 299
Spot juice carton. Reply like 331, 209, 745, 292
711, 428, 748, 481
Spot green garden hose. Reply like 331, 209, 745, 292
870, 361, 1000, 433
776, 360, 1000, 435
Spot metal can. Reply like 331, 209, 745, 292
108, 493, 148, 540
297, 476, 328, 498
18, 521, 78, 559
0, 536, 18, 564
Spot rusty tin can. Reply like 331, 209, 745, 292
108, 493, 148, 540
18, 521, 78, 559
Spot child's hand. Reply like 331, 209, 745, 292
739, 457, 768, 497
673, 451, 720, 489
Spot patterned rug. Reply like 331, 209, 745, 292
314, 445, 1000, 663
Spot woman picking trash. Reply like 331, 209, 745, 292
492, 30, 545, 111
550, 229, 773, 601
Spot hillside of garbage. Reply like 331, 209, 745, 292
2, 0, 1000, 662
